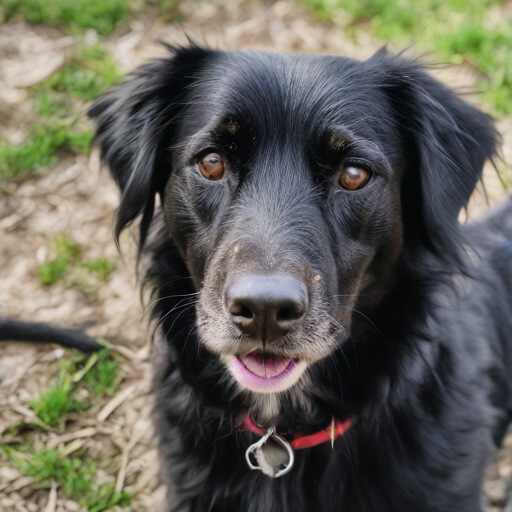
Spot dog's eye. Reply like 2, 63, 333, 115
339, 166, 370, 191
198, 153, 225, 180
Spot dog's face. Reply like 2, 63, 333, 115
164, 52, 405, 394
90, 47, 495, 423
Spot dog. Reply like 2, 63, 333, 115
89, 45, 512, 511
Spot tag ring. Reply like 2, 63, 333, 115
245, 426, 295, 478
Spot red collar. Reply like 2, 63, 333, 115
243, 414, 353, 449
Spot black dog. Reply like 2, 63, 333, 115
89, 45, 512, 511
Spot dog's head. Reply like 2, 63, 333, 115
90, 46, 496, 425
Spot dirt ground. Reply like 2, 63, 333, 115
1, 1, 512, 511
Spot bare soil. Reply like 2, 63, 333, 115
1, 2, 511, 511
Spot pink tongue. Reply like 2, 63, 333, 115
239, 353, 292, 378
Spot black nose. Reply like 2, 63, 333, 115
225, 275, 308, 341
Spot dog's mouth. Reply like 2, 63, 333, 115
227, 352, 307, 393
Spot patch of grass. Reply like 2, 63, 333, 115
82, 349, 121, 397
30, 374, 85, 426
304, 0, 512, 115
39, 235, 81, 285
3, 350, 126, 508
0, 122, 92, 180
40, 45, 122, 101
0, 0, 182, 34
29, 348, 120, 427
9, 447, 131, 511
66, 257, 117, 294
435, 21, 512, 116
32, 89, 70, 118
0, 45, 118, 181
38, 235, 116, 291
64, 128, 94, 149
82, 258, 117, 280
1, 0, 131, 35
0, 125, 64, 180
39, 257, 68, 286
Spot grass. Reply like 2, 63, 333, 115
12, 350, 127, 509
305, 0, 512, 115
82, 349, 121, 397
7, 447, 131, 511
38, 235, 116, 292
0, 0, 181, 35
30, 348, 121, 426
39, 45, 122, 102
0, 0, 131, 35
30, 374, 85, 426
81, 258, 117, 280
66, 257, 117, 294
0, 44, 119, 181
38, 235, 81, 285
0, 123, 92, 180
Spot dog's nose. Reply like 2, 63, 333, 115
226, 275, 308, 341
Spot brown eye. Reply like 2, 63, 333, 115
198, 153, 225, 180
339, 166, 370, 191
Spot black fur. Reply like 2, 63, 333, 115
0, 317, 103, 353
89, 45, 512, 511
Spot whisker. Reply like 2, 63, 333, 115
143, 291, 201, 315
152, 299, 198, 340
164, 304, 198, 343
329, 302, 390, 344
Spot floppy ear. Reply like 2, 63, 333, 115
88, 45, 213, 248
376, 54, 498, 266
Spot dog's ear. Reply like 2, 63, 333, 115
88, 45, 212, 249
375, 53, 498, 266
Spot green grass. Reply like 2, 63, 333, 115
436, 21, 512, 116
39, 45, 122, 102
38, 235, 116, 291
305, 0, 512, 115
30, 374, 85, 426
66, 257, 117, 294
0, 0, 182, 35
32, 89, 70, 118
39, 235, 81, 285
8, 447, 131, 511
82, 349, 121, 397
0, 123, 92, 180
0, 318, 125, 508
0, 45, 119, 181
30, 348, 120, 426
0, 0, 131, 35
81, 258, 117, 280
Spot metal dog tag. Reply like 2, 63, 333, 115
245, 426, 295, 478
